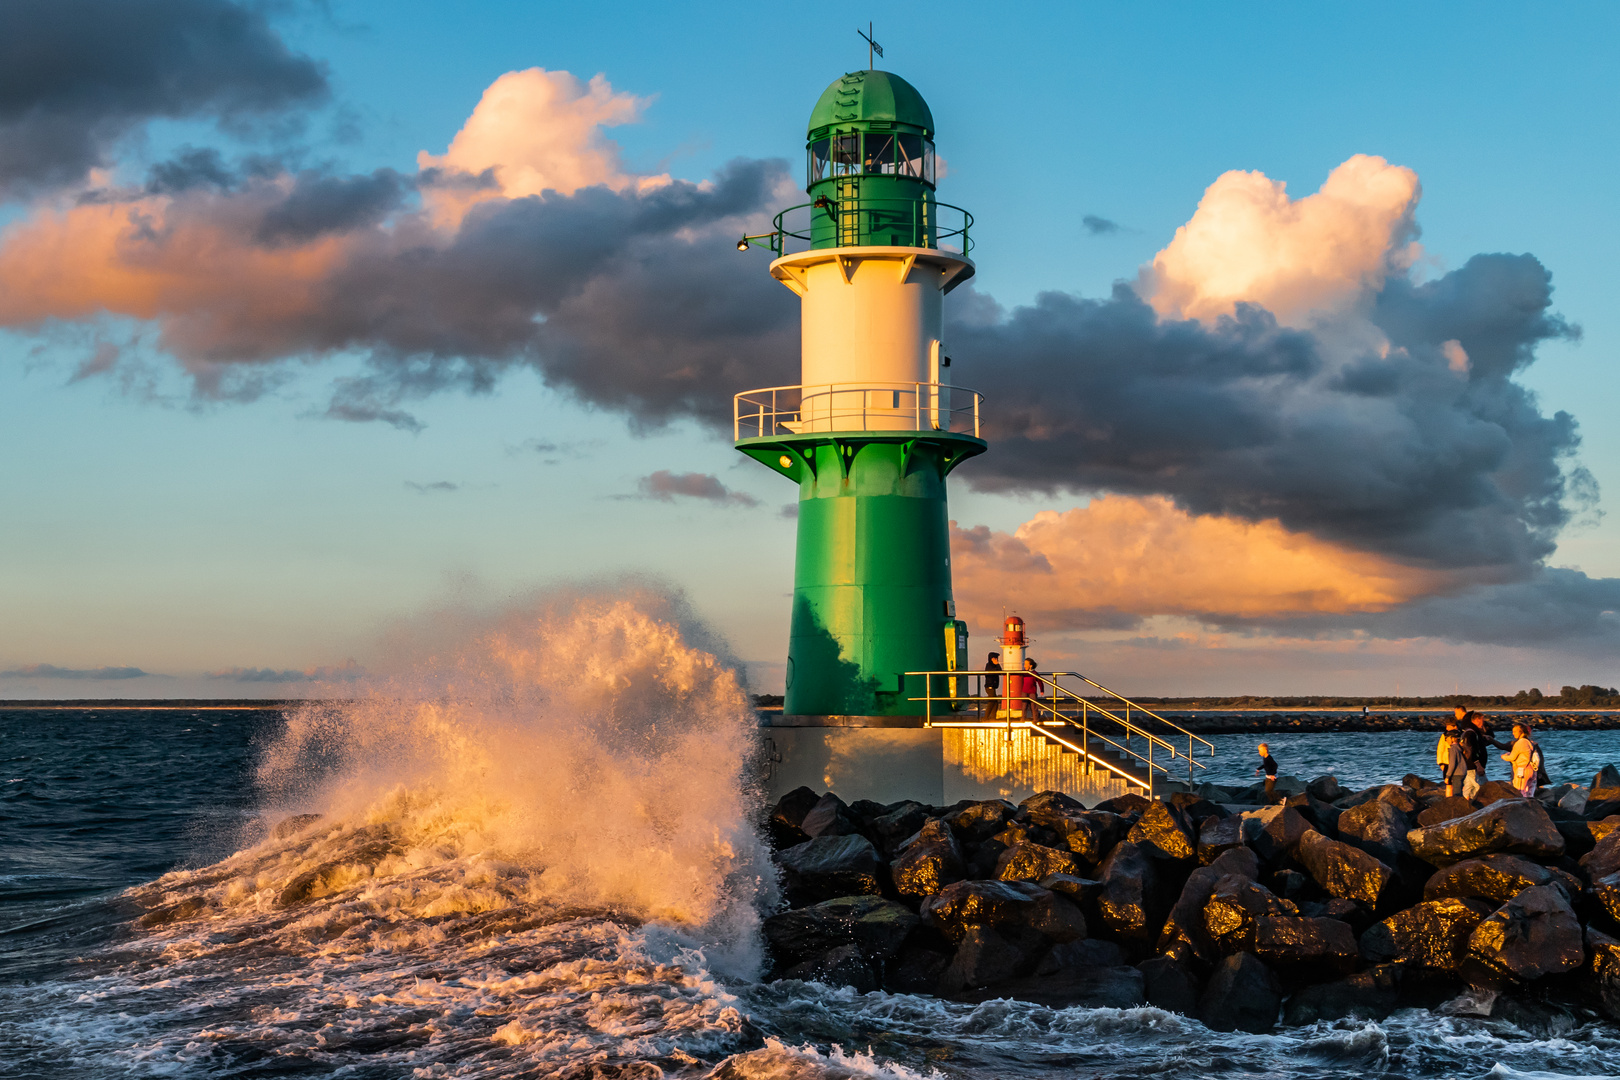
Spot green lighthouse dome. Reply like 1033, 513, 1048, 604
807, 70, 934, 137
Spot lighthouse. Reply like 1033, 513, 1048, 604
736, 68, 983, 719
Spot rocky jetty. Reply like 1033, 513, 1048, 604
761, 768, 1620, 1032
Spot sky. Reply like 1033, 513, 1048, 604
0, 0, 1616, 699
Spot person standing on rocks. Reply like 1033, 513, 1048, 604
1439, 723, 1466, 798
1502, 722, 1543, 798
1255, 743, 1279, 801
981, 653, 1001, 719
1457, 708, 1508, 798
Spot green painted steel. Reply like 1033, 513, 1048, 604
739, 433, 985, 716
808, 70, 934, 134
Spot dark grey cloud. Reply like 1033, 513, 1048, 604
404, 480, 460, 493
0, 0, 327, 196
633, 470, 759, 508
206, 662, 364, 682
0, 663, 149, 679
945, 258, 1586, 573
255, 168, 410, 245
1081, 215, 1121, 236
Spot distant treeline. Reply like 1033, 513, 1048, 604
746, 685, 1620, 711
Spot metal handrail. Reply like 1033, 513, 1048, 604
741, 199, 973, 257
735, 382, 983, 440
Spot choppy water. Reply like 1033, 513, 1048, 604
3, 593, 1619, 1078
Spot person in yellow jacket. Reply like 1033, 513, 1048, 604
1501, 722, 1542, 798
1437, 724, 1465, 798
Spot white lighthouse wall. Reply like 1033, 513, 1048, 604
800, 254, 942, 388
758, 726, 1135, 809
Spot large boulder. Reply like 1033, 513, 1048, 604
1587, 926, 1620, 1022
1406, 799, 1564, 867
1011, 882, 1089, 943
1128, 801, 1198, 861
1295, 829, 1396, 908
1337, 784, 1419, 814
768, 786, 821, 849
1241, 805, 1312, 864
1251, 915, 1358, 983
1299, 896, 1374, 935
1580, 828, 1620, 880
1594, 764, 1620, 790
779, 943, 877, 991
940, 924, 1049, 991
1462, 884, 1585, 986
1417, 796, 1478, 828
1095, 793, 1152, 816
919, 879, 1039, 942
1307, 775, 1345, 803
1057, 811, 1132, 864
1283, 965, 1401, 1025
1039, 873, 1103, 905
1168, 792, 1229, 826
1196, 815, 1246, 866
996, 842, 1082, 883
883, 943, 951, 995
1156, 847, 1262, 966
1038, 938, 1125, 972
1203, 876, 1297, 955
1423, 853, 1581, 905
1360, 898, 1495, 973
1198, 952, 1282, 1033
1019, 790, 1086, 830
943, 800, 1018, 842
764, 895, 919, 970
800, 792, 862, 839
891, 820, 967, 900
1474, 780, 1523, 805
870, 801, 932, 856
1138, 955, 1201, 1015
1337, 799, 1415, 867
1094, 841, 1165, 944
776, 835, 883, 905
1591, 872, 1620, 926
1285, 791, 1342, 836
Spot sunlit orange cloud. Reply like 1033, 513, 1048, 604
1140, 154, 1421, 326
950, 494, 1461, 632
0, 68, 662, 344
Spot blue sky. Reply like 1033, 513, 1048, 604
0, 1, 1614, 697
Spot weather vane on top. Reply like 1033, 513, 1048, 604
858, 22, 883, 69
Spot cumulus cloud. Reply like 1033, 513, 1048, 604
205, 660, 365, 683
633, 470, 759, 507
0, 663, 149, 679
0, 0, 327, 197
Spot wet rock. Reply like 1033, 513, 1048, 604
1168, 792, 1228, 826
1417, 796, 1477, 828
1594, 764, 1620, 790
1298, 897, 1372, 935
1019, 790, 1086, 830
919, 879, 1034, 942
884, 941, 951, 994
1198, 952, 1282, 1034
799, 793, 862, 839
1038, 873, 1102, 906
890, 821, 966, 900
1360, 897, 1494, 973
1586, 926, 1620, 1021
1461, 884, 1584, 986
781, 943, 877, 992
768, 786, 822, 849
1295, 829, 1396, 908
1337, 799, 1414, 867
1094, 841, 1165, 944
763, 895, 919, 969
270, 813, 323, 840
953, 964, 1146, 1008
1558, 787, 1589, 816
1138, 955, 1201, 1014
995, 841, 1081, 883
776, 835, 883, 905
1583, 828, 1620, 880
1266, 868, 1309, 902
1241, 805, 1313, 864
1157, 847, 1262, 966
1251, 915, 1357, 982
1590, 872, 1620, 926
1196, 815, 1246, 866
1038, 938, 1125, 973
1284, 791, 1342, 836
1055, 811, 1131, 864
1406, 799, 1564, 867
1203, 875, 1296, 954
1010, 882, 1088, 942
1095, 793, 1151, 816
1128, 801, 1198, 862
870, 801, 931, 856
1307, 775, 1345, 803
1593, 816, 1620, 845
943, 799, 1018, 842
1283, 964, 1402, 1025
1555, 818, 1598, 858
940, 924, 1049, 991
1423, 854, 1581, 905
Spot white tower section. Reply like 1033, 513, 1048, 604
769, 246, 974, 433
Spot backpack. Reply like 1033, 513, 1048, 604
1530, 740, 1549, 785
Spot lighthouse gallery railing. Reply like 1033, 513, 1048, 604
735, 382, 983, 440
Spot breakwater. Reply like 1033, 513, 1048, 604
762, 768, 1620, 1033
1157, 711, 1620, 735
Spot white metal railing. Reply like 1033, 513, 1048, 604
734, 382, 983, 440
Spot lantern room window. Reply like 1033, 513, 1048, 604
808, 139, 830, 183
831, 134, 861, 176
864, 134, 895, 174
808, 133, 937, 187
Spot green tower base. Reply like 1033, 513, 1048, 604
738, 431, 984, 717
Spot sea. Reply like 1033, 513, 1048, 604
3, 592, 1619, 1079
